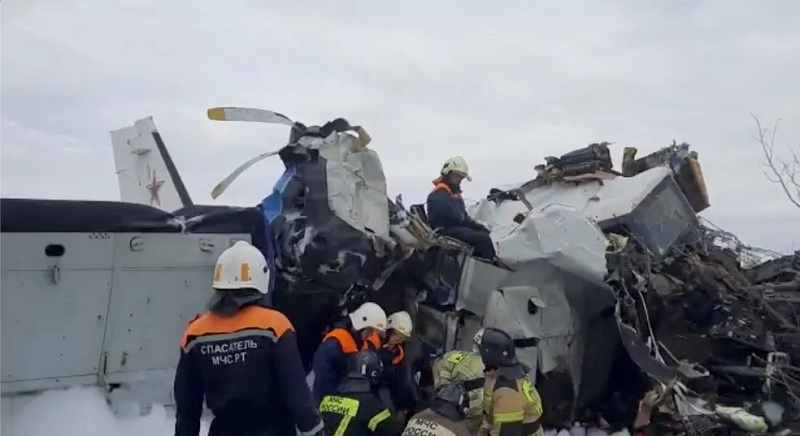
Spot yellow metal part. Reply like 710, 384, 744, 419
356, 126, 372, 147
207, 107, 227, 121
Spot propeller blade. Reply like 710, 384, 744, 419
207, 107, 295, 126
210, 149, 282, 199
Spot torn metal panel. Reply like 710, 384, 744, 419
455, 256, 510, 316
322, 143, 391, 242
471, 166, 672, 230
476, 265, 617, 421
491, 207, 610, 285
615, 310, 679, 385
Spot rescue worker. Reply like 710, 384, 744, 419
320, 349, 404, 436
403, 382, 472, 436
379, 311, 416, 417
426, 156, 496, 260
313, 302, 388, 403
430, 329, 487, 433
382, 311, 413, 369
477, 327, 544, 436
174, 240, 323, 436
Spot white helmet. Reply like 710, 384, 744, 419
349, 302, 388, 332
472, 327, 486, 353
441, 156, 472, 181
387, 311, 413, 337
212, 240, 269, 294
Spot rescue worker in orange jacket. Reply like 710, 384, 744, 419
379, 311, 416, 414
477, 327, 544, 436
312, 302, 387, 403
426, 156, 496, 260
382, 311, 413, 369
174, 240, 323, 436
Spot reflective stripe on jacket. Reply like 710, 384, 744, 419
320, 391, 400, 436
480, 371, 544, 436
176, 305, 323, 436
432, 350, 485, 433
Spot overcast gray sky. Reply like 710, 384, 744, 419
2, 0, 799, 253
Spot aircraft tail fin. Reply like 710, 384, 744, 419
110, 117, 192, 211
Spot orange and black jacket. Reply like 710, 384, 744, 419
378, 343, 419, 410
174, 305, 323, 436
311, 327, 381, 404
377, 343, 405, 375
427, 182, 483, 231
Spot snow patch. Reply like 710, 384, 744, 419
2, 386, 210, 436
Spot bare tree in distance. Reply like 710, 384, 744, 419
751, 113, 800, 208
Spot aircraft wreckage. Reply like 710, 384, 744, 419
1, 108, 799, 434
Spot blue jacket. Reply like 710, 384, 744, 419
426, 182, 470, 230
312, 336, 349, 404
311, 328, 381, 404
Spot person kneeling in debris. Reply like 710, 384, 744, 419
426, 156, 496, 260
379, 311, 417, 414
313, 302, 387, 403
430, 328, 488, 433
174, 240, 323, 436
477, 327, 544, 436
381, 311, 413, 374
403, 382, 473, 436
320, 348, 405, 436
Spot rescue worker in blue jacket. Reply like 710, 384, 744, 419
313, 302, 387, 404
426, 156, 496, 260
320, 349, 405, 436
174, 240, 323, 436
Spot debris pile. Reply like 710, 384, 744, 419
191, 108, 800, 434
595, 145, 800, 434
489, 141, 800, 434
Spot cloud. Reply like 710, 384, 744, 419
2, 0, 799, 252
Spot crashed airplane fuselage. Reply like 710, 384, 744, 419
0, 113, 460, 413
1, 112, 707, 427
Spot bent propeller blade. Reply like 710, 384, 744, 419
210, 149, 282, 199
207, 107, 295, 126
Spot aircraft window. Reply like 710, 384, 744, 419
45, 244, 65, 257
628, 180, 695, 256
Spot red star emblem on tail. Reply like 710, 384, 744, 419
145, 165, 165, 206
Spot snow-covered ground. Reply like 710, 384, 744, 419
1, 386, 210, 436
1, 386, 634, 436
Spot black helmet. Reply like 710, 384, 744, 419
347, 349, 384, 385
435, 382, 469, 416
478, 327, 517, 368
431, 382, 469, 421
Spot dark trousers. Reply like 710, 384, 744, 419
209, 416, 294, 436
439, 226, 496, 259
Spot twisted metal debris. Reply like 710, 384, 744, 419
604, 204, 800, 434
